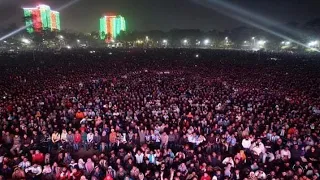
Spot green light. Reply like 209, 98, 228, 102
23, 5, 60, 33
55, 12, 61, 30
100, 17, 106, 40
112, 18, 117, 39
40, 7, 48, 30
46, 8, 52, 30
23, 9, 34, 33
116, 17, 121, 36
99, 15, 126, 41
120, 16, 126, 31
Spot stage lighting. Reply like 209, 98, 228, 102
21, 38, 31, 44
204, 39, 210, 45
257, 40, 266, 45
308, 41, 319, 48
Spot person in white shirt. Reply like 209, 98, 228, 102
18, 158, 31, 170
250, 139, 266, 156
78, 159, 85, 170
255, 170, 267, 179
61, 129, 68, 148
135, 150, 144, 164
280, 146, 291, 161
87, 131, 94, 149
270, 132, 280, 143
242, 136, 252, 149
222, 157, 235, 167
262, 150, 275, 163
187, 134, 195, 144
25, 164, 42, 176
42, 165, 52, 174
196, 135, 206, 146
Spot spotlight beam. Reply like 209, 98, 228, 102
204, 0, 304, 39
0, 26, 29, 41
190, 0, 318, 52
0, 0, 81, 41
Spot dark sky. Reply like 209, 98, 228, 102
1, 0, 320, 32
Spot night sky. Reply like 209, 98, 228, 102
1, 0, 320, 32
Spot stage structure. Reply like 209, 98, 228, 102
99, 15, 126, 42
23, 5, 61, 33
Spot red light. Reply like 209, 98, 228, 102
32, 9, 42, 32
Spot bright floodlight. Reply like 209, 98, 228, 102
204, 39, 210, 45
281, 41, 285, 44
59, 35, 64, 39
244, 41, 247, 43
257, 40, 266, 45
77, 39, 80, 43
66, 45, 71, 49
252, 37, 255, 40
163, 39, 168, 43
183, 39, 188, 43
21, 38, 31, 44
308, 40, 319, 47
285, 41, 291, 45
195, 54, 199, 58
225, 37, 228, 40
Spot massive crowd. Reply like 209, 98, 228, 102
0, 49, 319, 180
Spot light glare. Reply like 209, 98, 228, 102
204, 39, 210, 45
21, 38, 31, 44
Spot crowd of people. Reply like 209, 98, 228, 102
0, 49, 319, 180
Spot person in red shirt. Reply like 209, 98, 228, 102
76, 110, 85, 120
6, 105, 13, 112
32, 150, 44, 165
79, 124, 86, 133
104, 174, 113, 180
109, 129, 117, 147
200, 173, 211, 180
70, 168, 82, 180
74, 131, 82, 151
58, 167, 70, 180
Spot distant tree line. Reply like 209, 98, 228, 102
1, 18, 320, 49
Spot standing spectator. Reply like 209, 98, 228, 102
60, 129, 68, 149
10, 135, 21, 155
87, 131, 94, 150
66, 130, 74, 151
51, 131, 61, 150
160, 132, 168, 149
74, 131, 81, 151
93, 131, 101, 149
